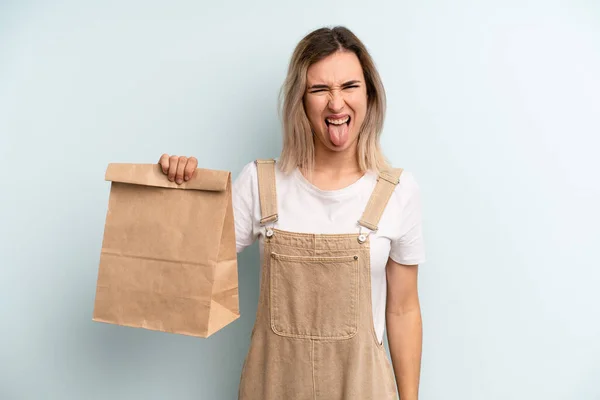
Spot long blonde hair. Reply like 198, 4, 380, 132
278, 26, 389, 174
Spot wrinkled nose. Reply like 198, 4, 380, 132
327, 91, 345, 113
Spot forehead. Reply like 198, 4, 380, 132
306, 51, 364, 84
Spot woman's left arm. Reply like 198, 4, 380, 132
386, 258, 422, 400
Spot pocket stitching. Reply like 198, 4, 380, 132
269, 253, 359, 340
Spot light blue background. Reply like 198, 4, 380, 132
1, 1, 599, 399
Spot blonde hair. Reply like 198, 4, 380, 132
278, 26, 390, 174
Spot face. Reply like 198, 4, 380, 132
303, 51, 368, 153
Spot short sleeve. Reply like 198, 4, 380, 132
232, 161, 259, 253
389, 172, 426, 265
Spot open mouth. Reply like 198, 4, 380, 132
324, 115, 351, 146
325, 116, 351, 127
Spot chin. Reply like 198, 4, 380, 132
327, 141, 355, 152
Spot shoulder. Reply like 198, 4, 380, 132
232, 161, 259, 197
236, 160, 258, 180
391, 169, 421, 208
234, 159, 293, 192
235, 158, 296, 184
396, 170, 420, 194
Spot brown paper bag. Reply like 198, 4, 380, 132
92, 163, 239, 337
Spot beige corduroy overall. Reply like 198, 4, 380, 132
238, 159, 403, 400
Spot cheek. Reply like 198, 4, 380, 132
351, 93, 368, 116
305, 97, 327, 123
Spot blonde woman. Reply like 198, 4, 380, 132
159, 26, 425, 400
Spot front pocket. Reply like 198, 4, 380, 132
269, 253, 359, 340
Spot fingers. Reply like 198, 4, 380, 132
168, 155, 179, 182
159, 154, 198, 184
184, 157, 198, 181
158, 153, 170, 174
175, 156, 188, 184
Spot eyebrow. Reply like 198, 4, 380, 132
308, 80, 362, 90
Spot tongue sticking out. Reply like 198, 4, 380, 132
328, 122, 349, 147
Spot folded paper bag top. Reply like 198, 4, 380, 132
104, 162, 229, 191
93, 163, 240, 338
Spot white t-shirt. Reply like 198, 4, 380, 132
232, 161, 426, 344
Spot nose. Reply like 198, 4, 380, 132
327, 90, 345, 113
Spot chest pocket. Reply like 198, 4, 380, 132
269, 252, 359, 340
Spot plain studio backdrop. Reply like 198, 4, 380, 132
1, 1, 599, 399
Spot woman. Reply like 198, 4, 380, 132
159, 26, 425, 400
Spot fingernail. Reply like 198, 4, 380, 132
184, 175, 189, 181
176, 179, 182, 184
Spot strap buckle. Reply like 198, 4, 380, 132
261, 215, 278, 238
260, 214, 278, 225
357, 222, 378, 244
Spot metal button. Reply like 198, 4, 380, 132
266, 229, 274, 238
357, 234, 367, 244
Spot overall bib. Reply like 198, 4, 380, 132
238, 159, 403, 400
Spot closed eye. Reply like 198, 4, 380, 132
308, 80, 362, 94
309, 85, 359, 94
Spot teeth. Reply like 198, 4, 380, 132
326, 116, 350, 125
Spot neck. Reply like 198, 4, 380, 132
312, 140, 360, 174
301, 139, 364, 190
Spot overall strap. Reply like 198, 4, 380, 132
358, 168, 404, 232
255, 159, 278, 225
